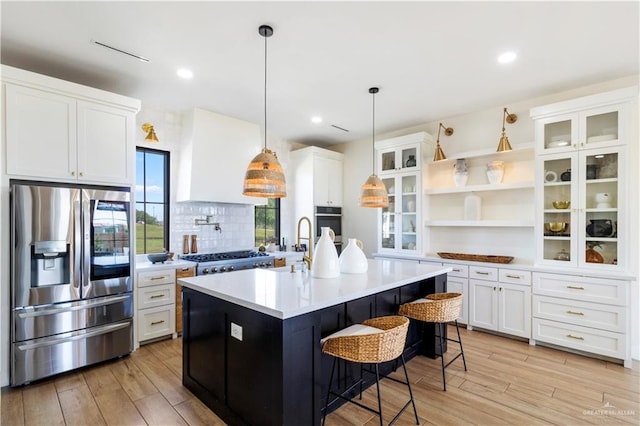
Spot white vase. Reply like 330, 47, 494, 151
339, 238, 368, 274
311, 227, 340, 278
486, 160, 505, 184
453, 159, 468, 187
464, 193, 481, 221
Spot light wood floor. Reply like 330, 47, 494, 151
1, 327, 638, 425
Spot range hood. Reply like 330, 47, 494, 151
176, 108, 266, 205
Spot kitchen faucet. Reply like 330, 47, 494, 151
297, 216, 313, 271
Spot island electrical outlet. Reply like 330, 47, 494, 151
231, 322, 243, 341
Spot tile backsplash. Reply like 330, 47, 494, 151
170, 202, 254, 254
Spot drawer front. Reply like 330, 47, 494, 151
138, 269, 176, 287
138, 305, 175, 342
138, 283, 174, 309
499, 269, 531, 285
533, 273, 627, 305
443, 263, 468, 278
469, 266, 498, 281
176, 266, 196, 279
533, 295, 626, 333
533, 318, 626, 360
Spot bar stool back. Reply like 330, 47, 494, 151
321, 315, 419, 426
399, 292, 467, 391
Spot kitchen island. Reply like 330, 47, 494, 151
179, 259, 450, 426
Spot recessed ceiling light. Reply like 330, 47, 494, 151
177, 68, 193, 79
311, 116, 323, 124
498, 51, 517, 64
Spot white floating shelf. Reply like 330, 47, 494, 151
424, 181, 534, 195
425, 220, 534, 227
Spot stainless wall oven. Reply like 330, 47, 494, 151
315, 206, 342, 255
10, 180, 133, 386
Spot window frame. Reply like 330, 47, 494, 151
136, 147, 170, 254
254, 198, 281, 247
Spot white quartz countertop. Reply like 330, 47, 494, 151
178, 259, 451, 319
135, 259, 197, 272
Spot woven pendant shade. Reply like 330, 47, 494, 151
243, 148, 286, 198
360, 174, 388, 208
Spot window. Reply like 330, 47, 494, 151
254, 198, 280, 247
136, 148, 170, 254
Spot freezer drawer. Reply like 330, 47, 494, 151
13, 293, 133, 342
11, 319, 132, 386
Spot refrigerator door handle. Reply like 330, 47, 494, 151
17, 321, 130, 351
16, 294, 131, 318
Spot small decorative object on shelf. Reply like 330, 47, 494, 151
406, 199, 416, 212
486, 160, 505, 184
464, 193, 481, 220
586, 219, 614, 237
553, 249, 570, 261
594, 192, 611, 208
585, 242, 604, 263
560, 169, 571, 181
190, 234, 198, 254
405, 155, 416, 167
453, 159, 468, 187
183, 234, 190, 254
437, 252, 514, 264
586, 164, 599, 180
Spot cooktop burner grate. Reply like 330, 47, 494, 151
180, 250, 270, 263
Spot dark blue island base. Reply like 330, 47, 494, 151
182, 273, 446, 426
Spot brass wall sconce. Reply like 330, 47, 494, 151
433, 123, 454, 161
496, 107, 517, 152
141, 123, 159, 143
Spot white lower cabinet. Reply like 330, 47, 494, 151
442, 263, 468, 324
137, 269, 176, 344
469, 266, 531, 339
532, 272, 630, 366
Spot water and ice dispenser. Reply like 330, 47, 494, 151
30, 240, 70, 287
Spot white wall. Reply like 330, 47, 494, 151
335, 75, 640, 360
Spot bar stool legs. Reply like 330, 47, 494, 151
435, 319, 467, 391
321, 354, 419, 426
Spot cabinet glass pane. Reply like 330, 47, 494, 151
584, 151, 618, 265
400, 147, 417, 170
381, 178, 395, 249
543, 157, 572, 262
543, 120, 572, 149
585, 111, 618, 146
381, 151, 396, 172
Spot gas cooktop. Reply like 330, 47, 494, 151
180, 250, 270, 263
180, 250, 275, 275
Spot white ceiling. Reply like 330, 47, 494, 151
1, 1, 638, 146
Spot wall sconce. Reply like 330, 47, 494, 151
141, 123, 159, 143
496, 107, 517, 152
433, 123, 454, 161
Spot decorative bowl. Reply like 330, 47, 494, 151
552, 201, 570, 209
147, 253, 169, 264
545, 222, 568, 233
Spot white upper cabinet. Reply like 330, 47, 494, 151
176, 108, 265, 205
3, 65, 140, 186
313, 154, 343, 207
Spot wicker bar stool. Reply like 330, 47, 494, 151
398, 292, 467, 391
320, 315, 419, 426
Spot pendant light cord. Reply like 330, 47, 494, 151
264, 32, 268, 150
371, 90, 376, 175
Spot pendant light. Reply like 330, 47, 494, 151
360, 87, 389, 208
496, 107, 518, 153
243, 25, 286, 198
433, 122, 454, 161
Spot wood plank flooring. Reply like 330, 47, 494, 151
1, 326, 638, 425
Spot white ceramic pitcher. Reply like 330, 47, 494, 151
311, 227, 340, 278
339, 238, 368, 274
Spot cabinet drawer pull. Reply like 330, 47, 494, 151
150, 276, 166, 281
150, 294, 164, 299
150, 320, 165, 326
566, 334, 584, 341
493, 287, 497, 291
453, 268, 462, 272
566, 285, 585, 290
475, 271, 490, 275
506, 274, 521, 279
181, 268, 190, 271
566, 310, 584, 316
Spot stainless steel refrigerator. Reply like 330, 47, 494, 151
10, 180, 133, 386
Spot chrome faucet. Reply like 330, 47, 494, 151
297, 216, 313, 271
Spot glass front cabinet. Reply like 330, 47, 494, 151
375, 132, 430, 255
532, 87, 635, 271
